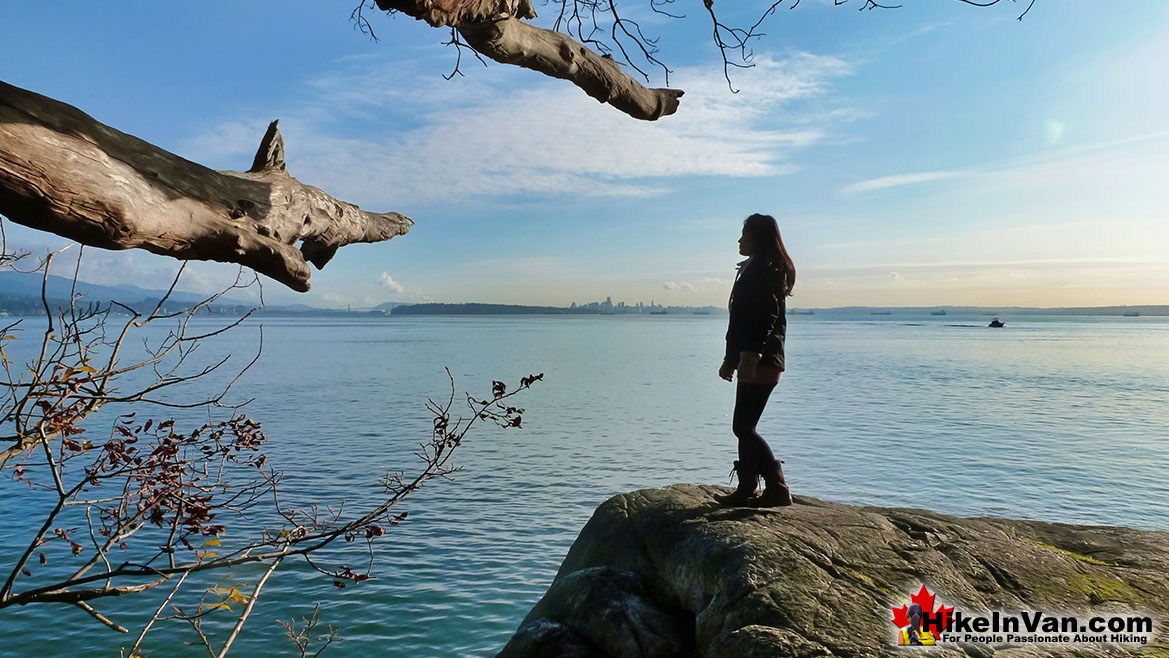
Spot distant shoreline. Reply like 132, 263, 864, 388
0, 271, 1164, 317
2, 299, 1166, 318
386, 303, 1169, 317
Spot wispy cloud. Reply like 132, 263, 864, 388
839, 170, 969, 196
182, 52, 855, 207
838, 130, 1169, 197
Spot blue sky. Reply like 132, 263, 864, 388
2, 1, 1166, 308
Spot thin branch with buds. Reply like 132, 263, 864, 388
0, 226, 542, 656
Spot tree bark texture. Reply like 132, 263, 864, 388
0, 81, 412, 292
376, 0, 683, 121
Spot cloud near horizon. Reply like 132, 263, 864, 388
662, 276, 730, 293
378, 271, 404, 294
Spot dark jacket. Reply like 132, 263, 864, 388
725, 256, 787, 371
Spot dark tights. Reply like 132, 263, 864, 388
733, 381, 778, 470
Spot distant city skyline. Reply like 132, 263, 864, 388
570, 297, 667, 311
1, 2, 1165, 310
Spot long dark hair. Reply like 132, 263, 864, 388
744, 213, 796, 297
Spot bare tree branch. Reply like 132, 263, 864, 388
214, 556, 283, 658
75, 600, 130, 633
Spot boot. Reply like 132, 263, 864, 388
714, 460, 758, 506
752, 459, 792, 507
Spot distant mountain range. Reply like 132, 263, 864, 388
0, 270, 239, 306
0, 270, 410, 316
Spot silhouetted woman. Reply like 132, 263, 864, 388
715, 213, 795, 507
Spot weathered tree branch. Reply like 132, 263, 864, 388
459, 16, 683, 120
366, 0, 1037, 120
375, 0, 537, 31
375, 0, 683, 120
0, 81, 412, 292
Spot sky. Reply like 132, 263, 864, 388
1, 1, 1166, 309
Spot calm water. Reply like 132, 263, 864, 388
2, 313, 1167, 657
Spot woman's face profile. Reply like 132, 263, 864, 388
738, 227, 754, 257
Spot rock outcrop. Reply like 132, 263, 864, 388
496, 485, 1169, 657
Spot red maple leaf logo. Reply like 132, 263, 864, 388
891, 584, 954, 631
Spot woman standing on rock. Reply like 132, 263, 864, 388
715, 213, 795, 507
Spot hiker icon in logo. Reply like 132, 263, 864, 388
891, 585, 952, 646
898, 603, 936, 645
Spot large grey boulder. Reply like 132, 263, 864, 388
496, 484, 1169, 657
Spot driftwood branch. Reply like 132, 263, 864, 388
0, 81, 412, 292
366, 0, 1037, 120
376, 0, 682, 120
458, 16, 683, 120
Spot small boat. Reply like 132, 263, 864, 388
988, 318, 1005, 328
692, 309, 712, 315
1123, 310, 1140, 317
649, 309, 668, 315
870, 310, 892, 316
930, 309, 947, 316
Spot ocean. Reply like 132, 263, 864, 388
1, 313, 1166, 657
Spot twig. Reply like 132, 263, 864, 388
214, 556, 283, 658
75, 600, 129, 633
